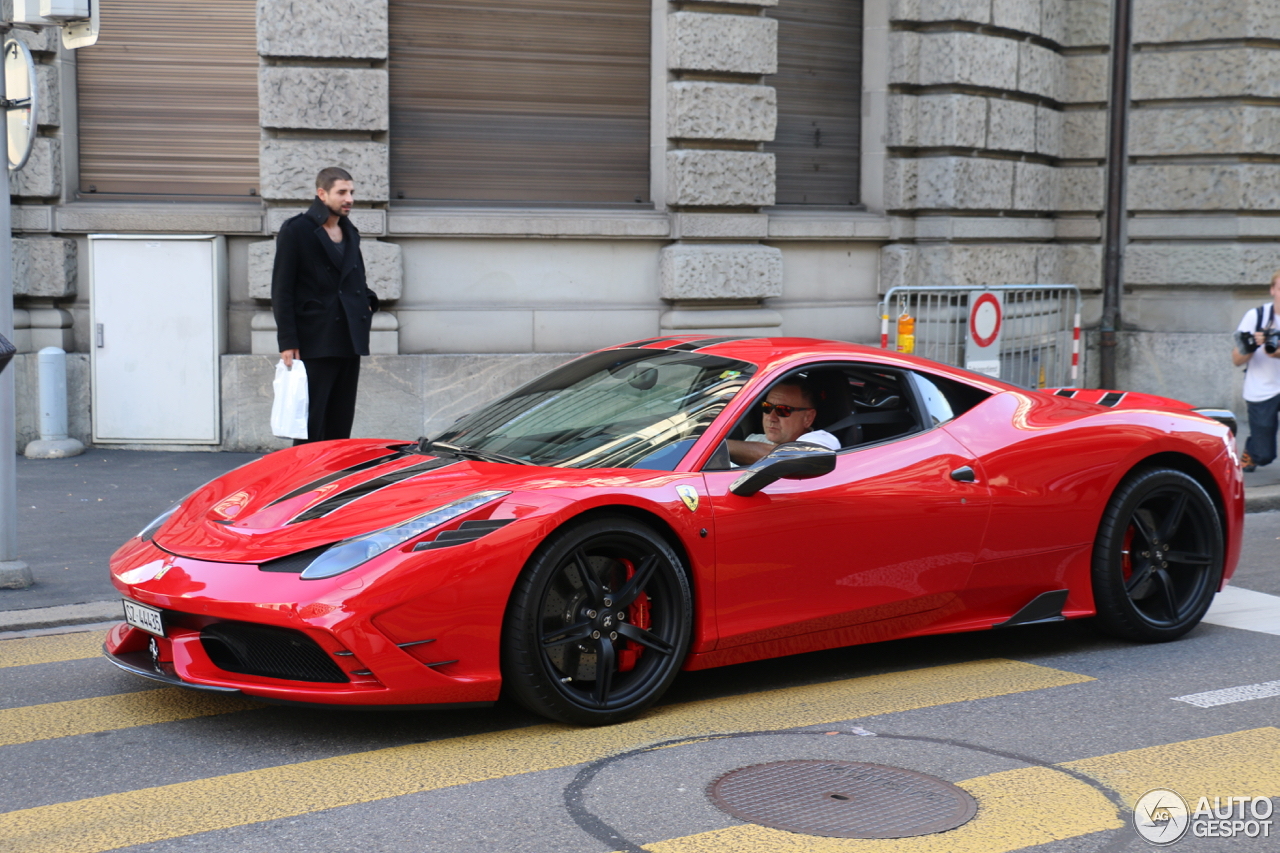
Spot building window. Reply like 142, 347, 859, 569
389, 0, 650, 205
76, 0, 259, 198
766, 0, 862, 206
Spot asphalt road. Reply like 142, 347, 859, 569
2, 513, 1278, 852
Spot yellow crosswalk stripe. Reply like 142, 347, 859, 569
0, 631, 105, 669
0, 689, 263, 747
635, 727, 1280, 852
0, 658, 1091, 853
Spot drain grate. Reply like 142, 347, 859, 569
707, 760, 977, 839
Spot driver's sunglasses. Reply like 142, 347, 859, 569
760, 401, 813, 418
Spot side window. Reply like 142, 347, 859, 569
909, 371, 993, 426
705, 363, 926, 470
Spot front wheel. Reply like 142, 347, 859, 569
501, 516, 692, 725
1092, 467, 1223, 642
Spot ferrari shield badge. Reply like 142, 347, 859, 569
676, 485, 700, 513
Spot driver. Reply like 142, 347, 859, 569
728, 381, 839, 466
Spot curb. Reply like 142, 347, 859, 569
1245, 485, 1280, 514
0, 601, 121, 634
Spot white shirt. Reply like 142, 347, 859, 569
1237, 305, 1280, 402
745, 429, 840, 450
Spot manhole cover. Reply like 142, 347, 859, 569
707, 760, 977, 839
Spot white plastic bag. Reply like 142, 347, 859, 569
271, 359, 309, 439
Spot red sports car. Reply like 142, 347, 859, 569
106, 337, 1244, 724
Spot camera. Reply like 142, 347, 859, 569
1240, 329, 1280, 354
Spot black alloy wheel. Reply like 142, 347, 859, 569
501, 516, 692, 725
1092, 467, 1224, 642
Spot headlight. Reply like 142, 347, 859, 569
300, 490, 511, 580
138, 504, 181, 542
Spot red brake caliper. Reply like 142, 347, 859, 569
616, 559, 651, 673
1120, 525, 1135, 581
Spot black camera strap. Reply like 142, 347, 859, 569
1256, 304, 1274, 332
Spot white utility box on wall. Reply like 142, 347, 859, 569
89, 235, 227, 444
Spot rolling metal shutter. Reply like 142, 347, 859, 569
767, 0, 862, 206
76, 0, 259, 198
389, 0, 650, 204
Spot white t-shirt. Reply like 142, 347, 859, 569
745, 429, 840, 450
1237, 305, 1280, 402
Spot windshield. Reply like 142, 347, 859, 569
431, 349, 757, 469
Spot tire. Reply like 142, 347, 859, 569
1091, 467, 1224, 642
501, 516, 692, 725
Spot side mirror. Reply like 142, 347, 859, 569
729, 442, 837, 497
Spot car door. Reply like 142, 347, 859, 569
701, 364, 992, 650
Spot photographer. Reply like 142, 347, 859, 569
1232, 271, 1280, 472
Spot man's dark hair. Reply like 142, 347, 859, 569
316, 167, 353, 191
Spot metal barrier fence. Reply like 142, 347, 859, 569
878, 285, 1082, 389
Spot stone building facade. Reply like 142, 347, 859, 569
9, 0, 1277, 452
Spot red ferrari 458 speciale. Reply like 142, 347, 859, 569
106, 337, 1243, 724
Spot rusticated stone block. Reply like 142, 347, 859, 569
1042, 0, 1068, 45
1018, 42, 1066, 102
248, 238, 402, 300
1128, 164, 1280, 211
1058, 166, 1104, 211
889, 31, 921, 86
666, 150, 775, 208
988, 99, 1037, 152
919, 32, 1019, 90
1036, 105, 1065, 158
885, 95, 918, 147
1133, 0, 1280, 43
8, 137, 60, 199
917, 243, 1039, 288
259, 67, 388, 131
1065, 53, 1108, 103
993, 0, 1041, 35
1042, 243, 1102, 288
1130, 105, 1280, 157
920, 94, 988, 148
917, 156, 1014, 209
12, 236, 75, 298
1061, 109, 1104, 158
667, 82, 776, 141
1063, 0, 1111, 47
668, 12, 777, 75
260, 139, 389, 202
257, 0, 387, 59
659, 243, 783, 301
1133, 48, 1280, 100
880, 243, 918, 291
1013, 161, 1057, 210
893, 0, 991, 23
11, 25, 57, 53
35, 63, 59, 128
884, 158, 919, 210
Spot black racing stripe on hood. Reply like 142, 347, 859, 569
267, 446, 415, 508
666, 337, 746, 351
616, 337, 678, 348
289, 457, 460, 524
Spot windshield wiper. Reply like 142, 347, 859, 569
417, 439, 533, 466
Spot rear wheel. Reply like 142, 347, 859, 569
1092, 467, 1223, 642
501, 516, 692, 725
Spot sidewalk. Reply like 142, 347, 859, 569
1, 442, 1278, 635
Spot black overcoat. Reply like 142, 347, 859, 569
272, 198, 379, 358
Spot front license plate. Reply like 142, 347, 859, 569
122, 599, 165, 637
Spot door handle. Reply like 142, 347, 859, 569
950, 465, 976, 483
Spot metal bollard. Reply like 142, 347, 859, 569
24, 346, 86, 459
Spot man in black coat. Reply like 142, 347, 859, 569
272, 167, 379, 443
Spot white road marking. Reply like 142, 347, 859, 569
1202, 585, 1280, 636
1173, 679, 1280, 708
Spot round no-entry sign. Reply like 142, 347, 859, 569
969, 292, 1002, 348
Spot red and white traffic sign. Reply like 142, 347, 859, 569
965, 290, 1004, 377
